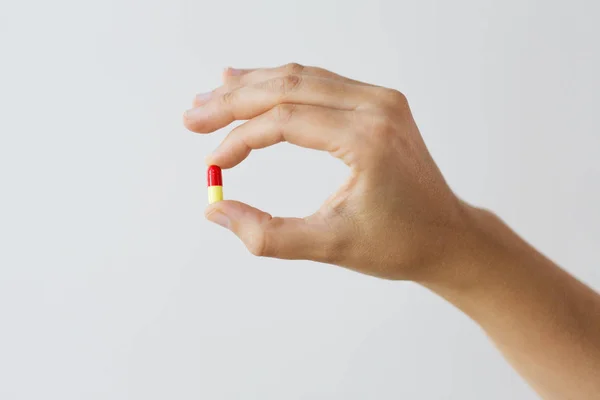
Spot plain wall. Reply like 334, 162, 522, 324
1, 0, 599, 399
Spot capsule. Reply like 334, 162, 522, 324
207, 165, 223, 204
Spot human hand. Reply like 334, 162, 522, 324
184, 64, 600, 400
184, 63, 473, 282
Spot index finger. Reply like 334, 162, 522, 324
207, 104, 355, 169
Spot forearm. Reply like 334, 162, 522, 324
423, 206, 600, 399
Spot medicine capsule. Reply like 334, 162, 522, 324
207, 165, 223, 204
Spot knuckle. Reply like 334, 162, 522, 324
281, 74, 303, 93
260, 74, 302, 95
273, 103, 297, 125
284, 62, 305, 75
377, 88, 408, 108
263, 75, 303, 96
369, 114, 396, 140
220, 90, 236, 105
247, 217, 283, 258
246, 228, 268, 257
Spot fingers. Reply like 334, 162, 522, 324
191, 68, 253, 108
205, 200, 338, 262
190, 63, 376, 117
184, 74, 370, 133
193, 65, 357, 108
207, 104, 353, 169
224, 63, 375, 88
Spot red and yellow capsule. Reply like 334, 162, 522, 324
207, 165, 223, 204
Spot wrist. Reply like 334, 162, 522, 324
419, 204, 539, 310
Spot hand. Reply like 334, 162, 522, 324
184, 69, 600, 397
184, 63, 472, 281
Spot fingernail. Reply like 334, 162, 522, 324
184, 107, 209, 120
207, 211, 231, 229
205, 151, 219, 166
195, 91, 212, 102
204, 149, 222, 166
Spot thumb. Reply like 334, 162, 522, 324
205, 200, 336, 262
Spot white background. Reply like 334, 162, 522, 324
1, 0, 599, 399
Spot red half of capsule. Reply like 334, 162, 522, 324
207, 165, 222, 187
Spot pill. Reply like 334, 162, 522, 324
207, 165, 223, 204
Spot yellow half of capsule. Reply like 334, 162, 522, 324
208, 186, 223, 204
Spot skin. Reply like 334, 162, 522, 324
183, 63, 600, 399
